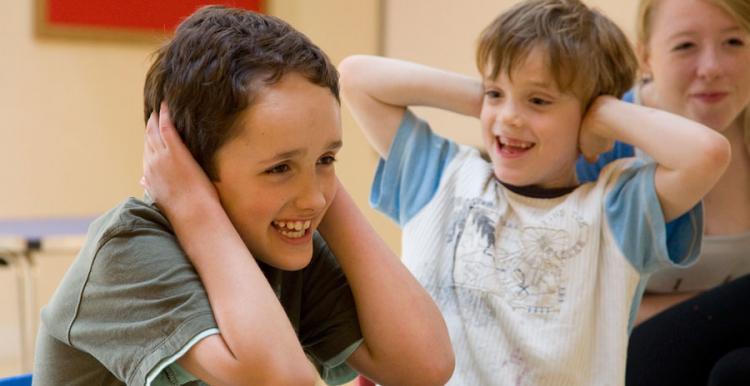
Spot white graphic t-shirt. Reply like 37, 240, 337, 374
370, 110, 703, 386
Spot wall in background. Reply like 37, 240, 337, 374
0, 0, 640, 255
0, 0, 396, 250
0, 1, 154, 219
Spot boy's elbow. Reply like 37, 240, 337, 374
397, 347, 455, 386
231, 357, 317, 386
701, 132, 731, 174
184, 334, 317, 385
420, 352, 456, 386
256, 367, 317, 386
257, 350, 318, 386
337, 55, 371, 93
220, 345, 317, 385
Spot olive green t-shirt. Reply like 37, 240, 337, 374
32, 197, 362, 386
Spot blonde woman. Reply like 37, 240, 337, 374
577, 0, 750, 384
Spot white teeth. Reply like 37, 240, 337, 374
279, 229, 305, 238
273, 220, 312, 235
499, 137, 533, 149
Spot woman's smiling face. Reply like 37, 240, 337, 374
642, 0, 750, 132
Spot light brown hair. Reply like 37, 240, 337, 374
144, 5, 339, 180
476, 0, 637, 109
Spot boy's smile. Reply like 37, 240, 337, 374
496, 135, 535, 158
213, 72, 342, 270
272, 219, 312, 240
480, 45, 582, 190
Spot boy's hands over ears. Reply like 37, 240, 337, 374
578, 95, 617, 163
142, 102, 219, 216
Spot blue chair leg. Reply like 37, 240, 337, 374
0, 373, 32, 386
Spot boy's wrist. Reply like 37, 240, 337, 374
164, 193, 225, 228
585, 95, 626, 139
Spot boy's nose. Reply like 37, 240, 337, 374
500, 103, 522, 128
294, 176, 328, 212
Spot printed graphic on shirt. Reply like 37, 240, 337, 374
448, 197, 589, 316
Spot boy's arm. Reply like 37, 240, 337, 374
317, 183, 454, 386
143, 106, 317, 386
580, 96, 731, 221
339, 55, 483, 158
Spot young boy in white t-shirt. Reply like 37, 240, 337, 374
339, 0, 731, 384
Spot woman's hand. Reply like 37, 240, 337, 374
142, 103, 219, 217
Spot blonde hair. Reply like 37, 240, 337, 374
637, 0, 750, 152
637, 0, 750, 43
476, 0, 637, 109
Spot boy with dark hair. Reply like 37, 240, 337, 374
339, 0, 730, 384
32, 6, 453, 386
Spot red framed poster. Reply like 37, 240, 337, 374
35, 0, 263, 42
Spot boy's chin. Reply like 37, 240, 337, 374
493, 169, 530, 187
260, 251, 313, 272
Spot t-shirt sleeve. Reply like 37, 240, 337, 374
576, 141, 635, 183
50, 226, 218, 386
575, 90, 637, 183
370, 109, 459, 226
298, 233, 363, 385
604, 161, 703, 274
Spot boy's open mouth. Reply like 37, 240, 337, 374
496, 136, 535, 156
272, 220, 312, 239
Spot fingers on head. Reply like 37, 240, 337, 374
158, 101, 183, 146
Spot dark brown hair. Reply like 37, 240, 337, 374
144, 5, 339, 180
476, 0, 637, 109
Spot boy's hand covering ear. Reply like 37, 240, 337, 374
142, 103, 218, 215
578, 96, 616, 163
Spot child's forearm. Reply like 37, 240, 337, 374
166, 198, 314, 383
589, 97, 724, 172
317, 182, 454, 385
339, 55, 482, 158
340, 55, 482, 116
586, 96, 731, 220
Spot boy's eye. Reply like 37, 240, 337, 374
265, 164, 290, 174
318, 155, 337, 165
530, 97, 550, 106
672, 42, 694, 51
484, 90, 502, 99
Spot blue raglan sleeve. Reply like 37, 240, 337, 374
604, 161, 703, 274
576, 142, 635, 182
370, 109, 459, 226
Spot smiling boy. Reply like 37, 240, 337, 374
32, 6, 453, 386
339, 0, 731, 384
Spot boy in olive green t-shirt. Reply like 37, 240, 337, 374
32, 6, 453, 386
